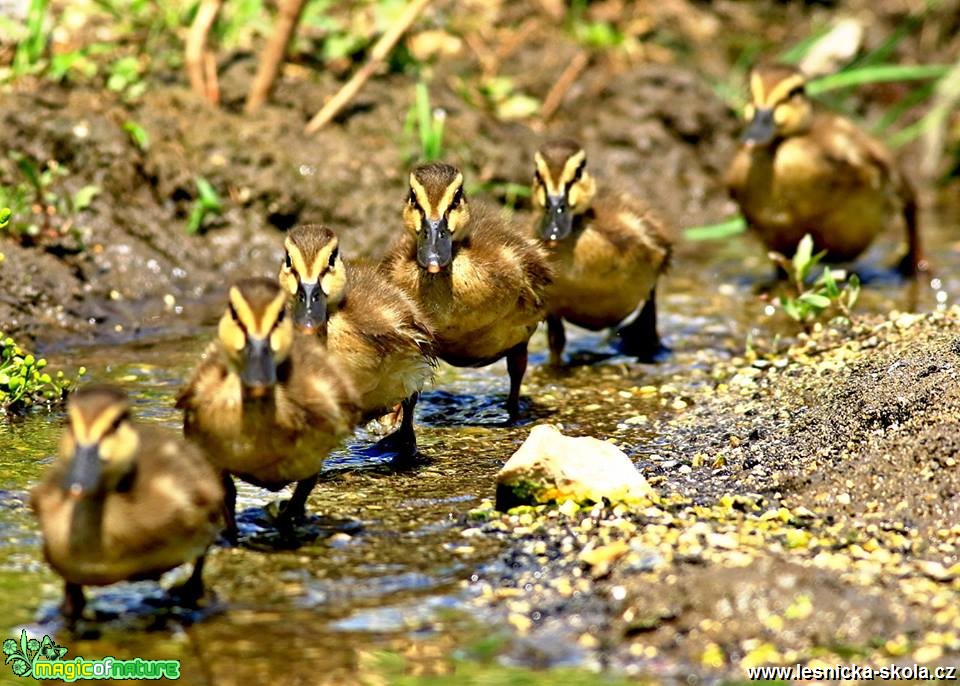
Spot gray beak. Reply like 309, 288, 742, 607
293, 281, 327, 332
64, 444, 102, 498
742, 108, 776, 146
540, 193, 573, 243
417, 216, 453, 274
240, 336, 276, 396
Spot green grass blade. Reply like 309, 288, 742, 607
684, 216, 747, 241
808, 64, 950, 95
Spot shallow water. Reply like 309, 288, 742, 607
0, 208, 957, 683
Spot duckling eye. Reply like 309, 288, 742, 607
284, 253, 292, 269
450, 187, 463, 210
533, 170, 543, 186
572, 162, 585, 183
408, 189, 417, 206
276, 308, 286, 324
328, 246, 339, 269
787, 85, 805, 99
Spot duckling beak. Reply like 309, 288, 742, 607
540, 194, 572, 243
742, 108, 776, 147
293, 280, 327, 333
417, 217, 452, 273
240, 336, 277, 395
64, 444, 102, 498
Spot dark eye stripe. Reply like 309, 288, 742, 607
229, 303, 248, 333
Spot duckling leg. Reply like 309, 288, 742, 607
221, 472, 238, 545
506, 342, 528, 421
547, 315, 566, 367
276, 474, 319, 532
897, 196, 925, 277
61, 582, 86, 621
371, 393, 420, 461
614, 288, 667, 362
170, 555, 206, 607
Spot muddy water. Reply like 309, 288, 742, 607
0, 209, 957, 683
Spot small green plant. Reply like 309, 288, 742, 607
186, 176, 223, 234
0, 335, 83, 413
123, 120, 151, 151
0, 207, 10, 229
411, 82, 445, 162
1, 153, 99, 243
106, 55, 146, 99
768, 234, 860, 327
12, 0, 50, 76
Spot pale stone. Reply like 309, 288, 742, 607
496, 424, 655, 509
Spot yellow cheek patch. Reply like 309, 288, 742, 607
449, 204, 471, 240
218, 311, 247, 352
749, 71, 766, 106
270, 319, 293, 356
744, 103, 755, 121
403, 203, 421, 233
99, 422, 139, 463
774, 105, 789, 125
321, 261, 347, 301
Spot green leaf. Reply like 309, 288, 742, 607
72, 185, 100, 211
808, 64, 950, 96
799, 292, 831, 309
122, 121, 150, 151
820, 267, 840, 298
684, 216, 747, 241
19, 630, 27, 659
0, 208, 10, 229
846, 274, 861, 309
793, 234, 814, 275
195, 177, 221, 211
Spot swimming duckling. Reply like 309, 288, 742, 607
725, 63, 924, 276
531, 139, 672, 365
176, 277, 359, 542
278, 224, 435, 459
381, 162, 552, 420
31, 386, 223, 621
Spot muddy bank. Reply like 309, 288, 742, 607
466, 307, 960, 679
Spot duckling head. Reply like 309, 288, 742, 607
742, 64, 813, 147
403, 162, 470, 274
217, 277, 293, 398
278, 224, 347, 333
532, 139, 596, 245
60, 386, 139, 498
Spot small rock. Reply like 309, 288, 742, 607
496, 425, 656, 509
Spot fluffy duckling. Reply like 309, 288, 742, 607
382, 162, 552, 419
531, 139, 672, 365
31, 386, 223, 621
725, 64, 924, 276
278, 224, 435, 458
177, 277, 359, 541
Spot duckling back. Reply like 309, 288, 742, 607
328, 261, 436, 419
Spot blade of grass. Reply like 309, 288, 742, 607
808, 64, 950, 95
684, 216, 747, 241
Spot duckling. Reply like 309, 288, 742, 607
531, 139, 672, 366
725, 63, 924, 276
31, 386, 223, 621
278, 224, 435, 459
381, 162, 552, 419
176, 277, 359, 542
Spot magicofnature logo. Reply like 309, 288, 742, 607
3, 630, 180, 681
3, 630, 67, 677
